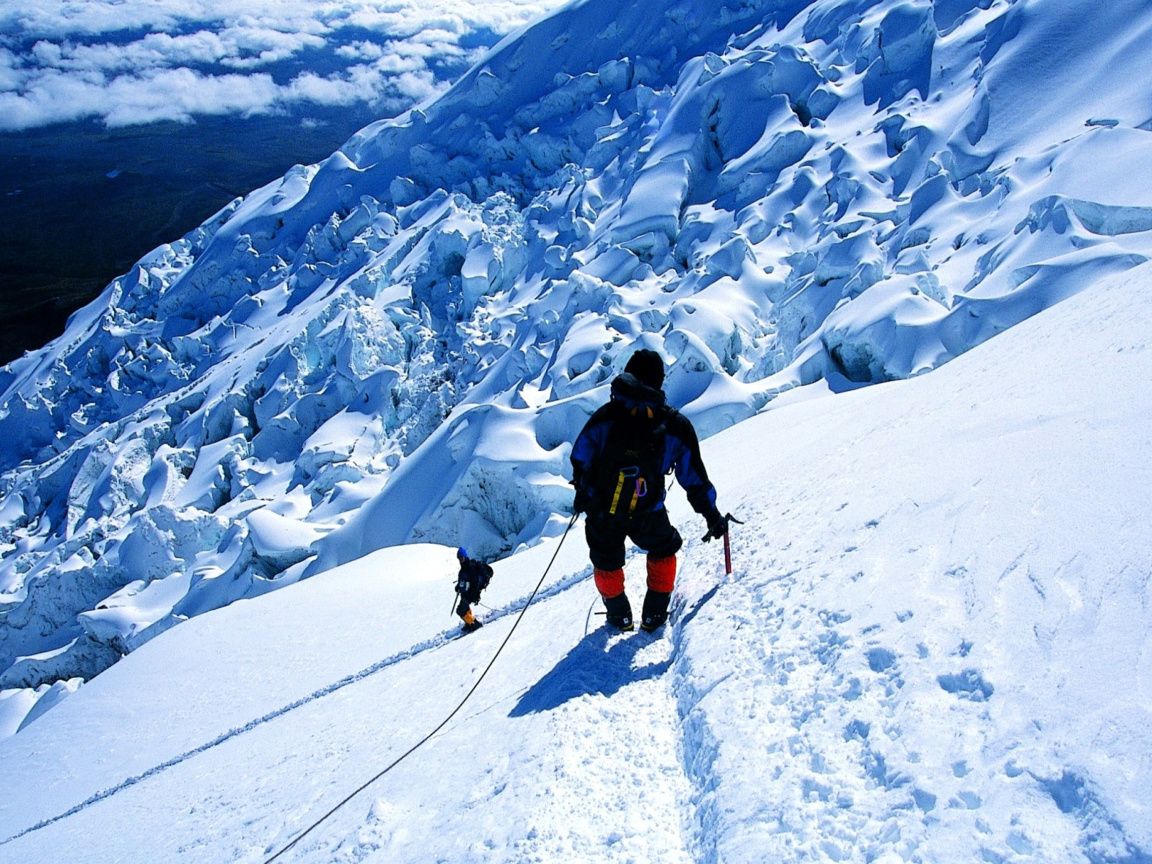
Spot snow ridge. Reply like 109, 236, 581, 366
3, 0, 1152, 737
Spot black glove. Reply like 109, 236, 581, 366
701, 512, 742, 542
573, 487, 591, 515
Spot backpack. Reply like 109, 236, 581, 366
590, 403, 669, 518
457, 559, 492, 602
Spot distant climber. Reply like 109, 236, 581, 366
455, 547, 493, 633
570, 349, 730, 632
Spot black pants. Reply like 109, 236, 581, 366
585, 508, 683, 571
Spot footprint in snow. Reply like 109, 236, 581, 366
937, 669, 994, 701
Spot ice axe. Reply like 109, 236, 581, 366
702, 513, 743, 574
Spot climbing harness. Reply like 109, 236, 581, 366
608, 465, 648, 516
263, 513, 579, 863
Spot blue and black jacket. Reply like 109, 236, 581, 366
457, 556, 492, 603
571, 373, 719, 522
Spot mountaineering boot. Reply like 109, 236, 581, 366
461, 609, 483, 634
602, 592, 634, 631
640, 590, 671, 632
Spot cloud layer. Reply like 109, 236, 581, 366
0, 0, 563, 130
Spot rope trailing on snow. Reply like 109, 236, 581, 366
264, 513, 579, 863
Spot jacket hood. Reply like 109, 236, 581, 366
610, 372, 666, 409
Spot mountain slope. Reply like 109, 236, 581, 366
3, 0, 1152, 734
1, 258, 1149, 864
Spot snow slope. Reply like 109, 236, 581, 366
1, 259, 1149, 863
3, 0, 1152, 734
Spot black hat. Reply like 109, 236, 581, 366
624, 349, 665, 390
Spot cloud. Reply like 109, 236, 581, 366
335, 40, 387, 61
216, 28, 331, 69
21, 30, 330, 76
0, 49, 23, 91
0, 57, 453, 131
2, 1, 561, 42
0, 67, 283, 129
0, 0, 563, 131
389, 69, 443, 103
286, 69, 376, 108
104, 68, 284, 125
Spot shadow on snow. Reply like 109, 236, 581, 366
509, 627, 668, 716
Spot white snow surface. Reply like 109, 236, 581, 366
2, 0, 1152, 740
1, 257, 1150, 863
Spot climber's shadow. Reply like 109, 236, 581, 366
509, 627, 667, 716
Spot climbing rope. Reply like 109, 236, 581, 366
264, 513, 579, 863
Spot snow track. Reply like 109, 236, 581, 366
313, 549, 714, 864
512, 627, 697, 863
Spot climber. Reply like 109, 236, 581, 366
570, 349, 730, 632
455, 547, 493, 634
